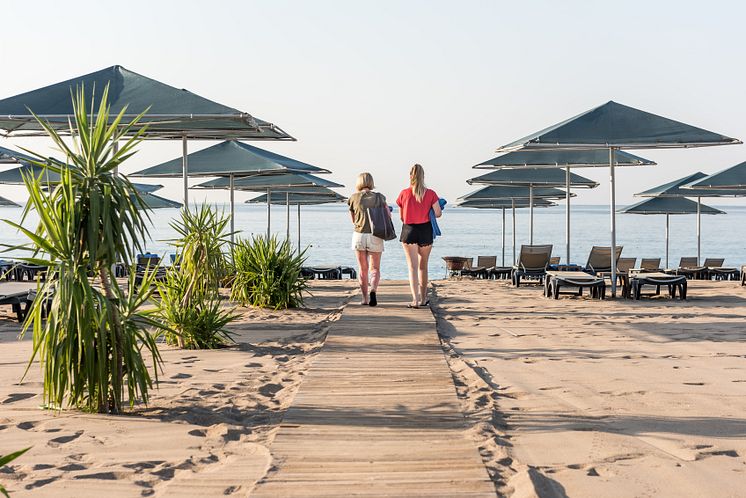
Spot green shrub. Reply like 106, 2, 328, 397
4, 85, 163, 414
155, 269, 236, 349
155, 204, 237, 349
169, 203, 232, 296
231, 235, 308, 309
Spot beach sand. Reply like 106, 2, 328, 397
0, 280, 356, 498
433, 278, 746, 497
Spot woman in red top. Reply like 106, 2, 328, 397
396, 164, 442, 308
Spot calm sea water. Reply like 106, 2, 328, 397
3, 203, 745, 280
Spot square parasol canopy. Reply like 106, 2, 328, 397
470, 149, 654, 265
247, 189, 347, 252
619, 196, 724, 269
0, 65, 295, 206
456, 197, 556, 267
687, 160, 746, 190
194, 173, 344, 239
131, 140, 332, 243
495, 100, 741, 295
636, 172, 746, 264
468, 166, 598, 250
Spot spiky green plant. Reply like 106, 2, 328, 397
3, 85, 163, 414
0, 447, 30, 498
169, 203, 232, 295
154, 204, 236, 349
231, 235, 308, 309
155, 269, 236, 349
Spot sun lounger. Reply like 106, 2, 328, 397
698, 258, 737, 280
512, 244, 552, 287
462, 256, 496, 279
340, 266, 358, 279
629, 271, 687, 300
301, 266, 342, 280
639, 258, 662, 271
15, 263, 48, 282
544, 270, 605, 299
0, 282, 36, 322
442, 256, 471, 278
675, 257, 705, 279
584, 245, 623, 275
489, 266, 513, 280
549, 256, 560, 265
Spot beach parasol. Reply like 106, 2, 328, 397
688, 161, 746, 190
0, 65, 294, 206
456, 197, 556, 266
132, 140, 331, 243
467, 166, 598, 250
495, 100, 740, 295
636, 172, 746, 264
619, 196, 724, 268
470, 149, 654, 262
247, 189, 347, 252
194, 173, 344, 238
458, 185, 568, 264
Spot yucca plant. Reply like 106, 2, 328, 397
231, 235, 308, 309
3, 85, 163, 414
0, 447, 30, 497
169, 203, 232, 297
154, 204, 236, 349
155, 269, 235, 349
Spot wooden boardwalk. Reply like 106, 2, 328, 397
252, 281, 494, 497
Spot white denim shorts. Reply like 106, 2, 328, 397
351, 231, 384, 253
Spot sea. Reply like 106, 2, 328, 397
2, 203, 745, 280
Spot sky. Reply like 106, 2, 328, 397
2, 0, 746, 206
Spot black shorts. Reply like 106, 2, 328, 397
400, 222, 434, 246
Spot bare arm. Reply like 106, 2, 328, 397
431, 201, 442, 218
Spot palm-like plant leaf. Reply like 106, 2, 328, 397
3, 85, 164, 414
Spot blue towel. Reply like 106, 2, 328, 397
430, 198, 447, 239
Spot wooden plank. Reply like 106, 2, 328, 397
252, 282, 494, 497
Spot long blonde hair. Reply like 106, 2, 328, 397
410, 163, 425, 202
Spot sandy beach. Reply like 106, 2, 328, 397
0, 280, 356, 498
433, 278, 746, 497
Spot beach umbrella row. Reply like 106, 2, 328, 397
192, 172, 344, 239
636, 172, 746, 264
469, 149, 654, 263
247, 190, 347, 252
493, 100, 740, 295
619, 196, 724, 269
456, 197, 555, 266
132, 140, 333, 243
0, 65, 295, 210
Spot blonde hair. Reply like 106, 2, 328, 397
356, 172, 375, 191
410, 163, 426, 202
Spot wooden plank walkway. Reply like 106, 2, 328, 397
252, 281, 494, 497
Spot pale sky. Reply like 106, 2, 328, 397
2, 0, 745, 205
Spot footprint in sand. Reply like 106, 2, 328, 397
170, 373, 192, 379
259, 383, 283, 397
683, 382, 706, 386
25, 476, 60, 490
58, 463, 87, 471
187, 429, 207, 437
48, 430, 84, 447
17, 421, 37, 431
2, 392, 36, 404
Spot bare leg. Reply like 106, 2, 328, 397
355, 250, 370, 304
402, 243, 420, 306
417, 244, 433, 305
368, 251, 382, 292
